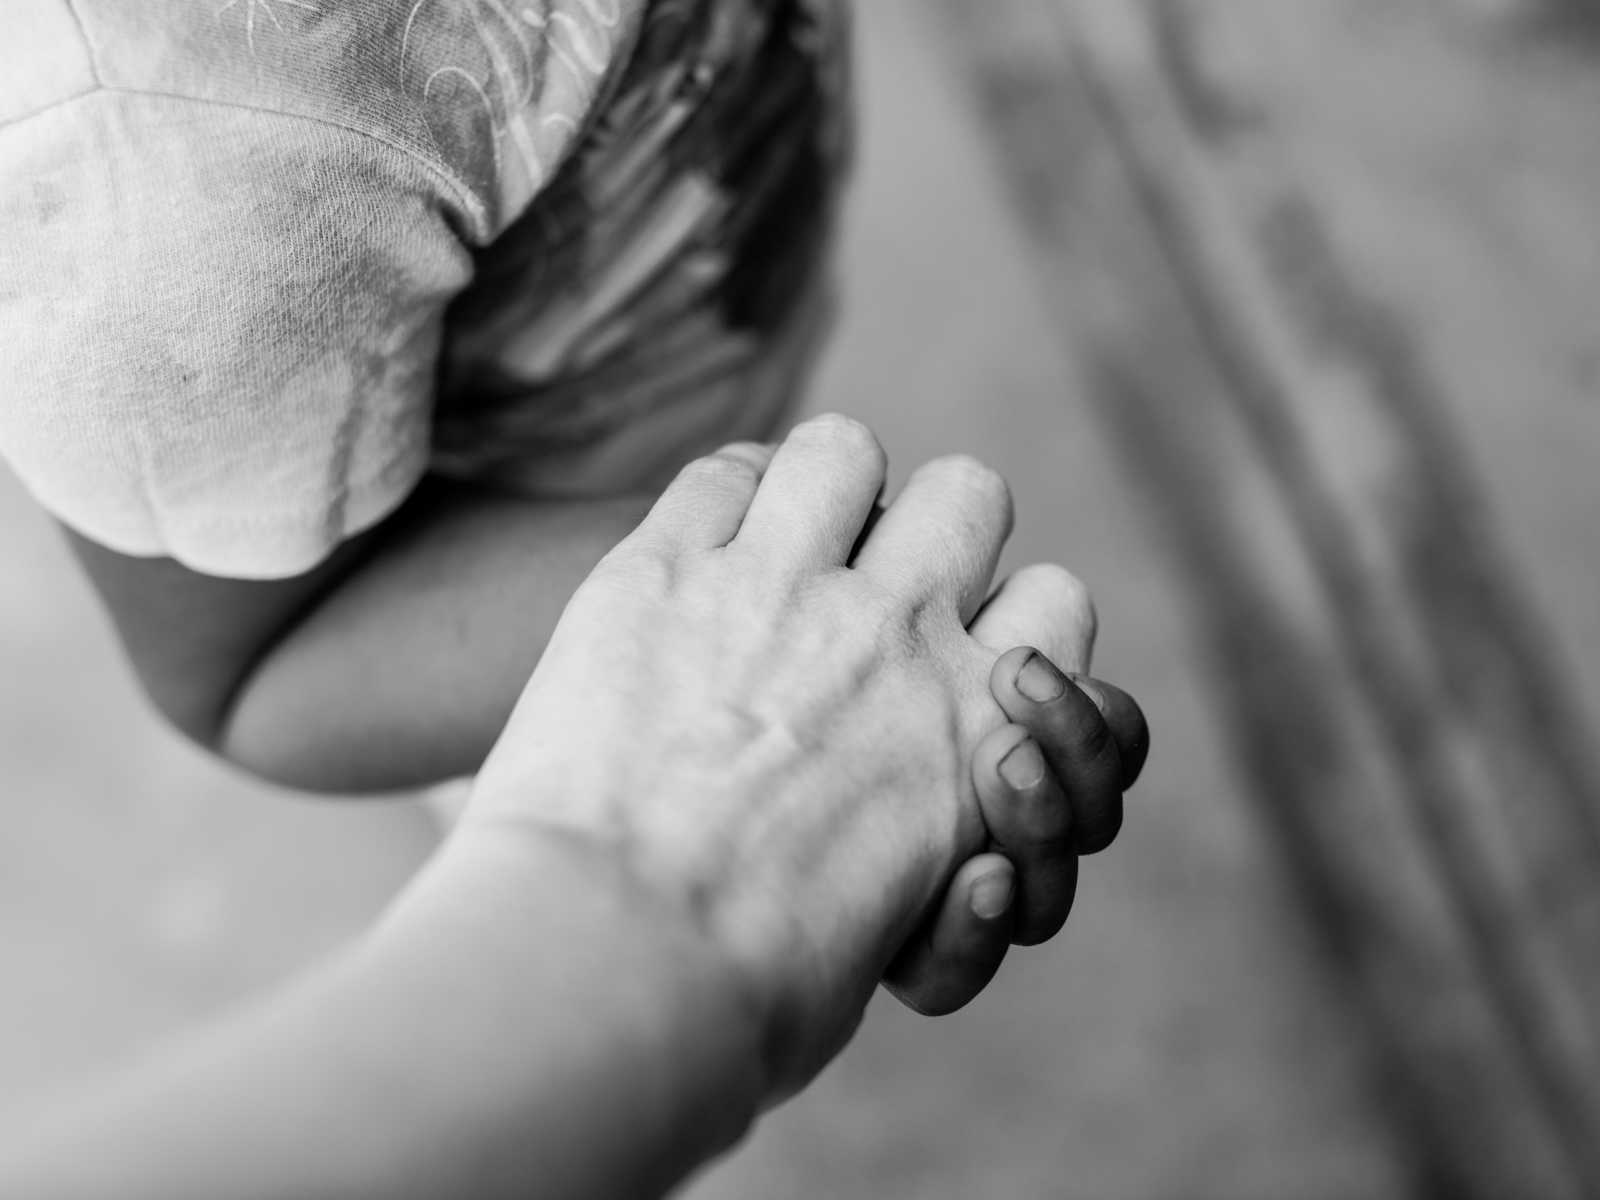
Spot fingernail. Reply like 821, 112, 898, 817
1071, 675, 1107, 713
999, 738, 1047, 789
1017, 653, 1066, 703
970, 873, 1015, 921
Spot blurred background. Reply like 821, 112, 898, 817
6, 1, 1600, 1196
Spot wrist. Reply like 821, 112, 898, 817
454, 755, 919, 1102
430, 815, 774, 1000
446, 785, 790, 1017
366, 821, 774, 1171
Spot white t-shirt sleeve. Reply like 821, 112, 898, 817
0, 91, 471, 579
0, 0, 646, 579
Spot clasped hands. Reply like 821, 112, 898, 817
457, 414, 1148, 1101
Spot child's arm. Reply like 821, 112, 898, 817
67, 476, 653, 793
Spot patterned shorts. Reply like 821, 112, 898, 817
431, 0, 854, 496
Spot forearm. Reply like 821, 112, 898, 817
0, 832, 765, 1200
219, 479, 654, 792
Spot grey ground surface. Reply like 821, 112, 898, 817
5, 4, 1599, 1197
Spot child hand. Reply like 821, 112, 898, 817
883, 647, 1150, 1015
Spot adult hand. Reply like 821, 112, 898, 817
0, 416, 1138, 1200
459, 414, 1105, 1098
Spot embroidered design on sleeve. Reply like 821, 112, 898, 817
214, 0, 320, 54
398, 0, 627, 218
432, 0, 853, 486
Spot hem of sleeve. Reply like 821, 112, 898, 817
52, 445, 430, 581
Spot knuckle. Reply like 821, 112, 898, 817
595, 542, 680, 599
794, 412, 886, 469
1036, 563, 1088, 620
684, 450, 764, 493
924, 455, 1013, 526
1021, 563, 1096, 632
853, 586, 913, 653
712, 441, 775, 471
927, 453, 1004, 493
